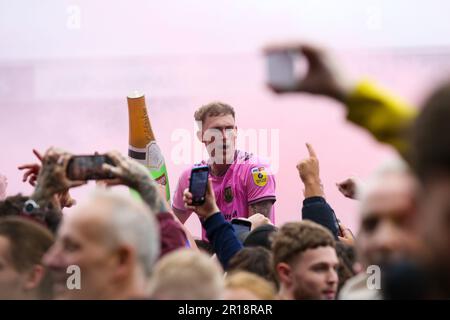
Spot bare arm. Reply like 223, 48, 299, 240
248, 199, 274, 218
102, 151, 167, 213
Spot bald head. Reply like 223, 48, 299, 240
360, 172, 418, 220
44, 189, 160, 299
70, 190, 160, 275
357, 162, 422, 267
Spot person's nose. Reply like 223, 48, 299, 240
327, 267, 338, 285
371, 220, 399, 257
42, 243, 65, 269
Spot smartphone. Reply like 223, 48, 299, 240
231, 218, 252, 235
265, 50, 307, 91
188, 165, 209, 206
66, 155, 115, 181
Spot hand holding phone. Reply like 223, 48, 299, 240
188, 165, 209, 206
30, 147, 87, 200
338, 222, 355, 246
264, 43, 354, 101
66, 155, 116, 181
183, 166, 220, 220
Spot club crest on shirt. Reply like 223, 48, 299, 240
224, 186, 234, 203
251, 167, 268, 187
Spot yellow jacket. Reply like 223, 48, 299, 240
345, 80, 417, 157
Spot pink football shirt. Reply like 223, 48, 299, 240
172, 150, 276, 239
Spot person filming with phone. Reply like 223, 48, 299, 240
182, 177, 242, 269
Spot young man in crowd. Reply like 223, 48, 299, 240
272, 220, 339, 300
0, 217, 54, 299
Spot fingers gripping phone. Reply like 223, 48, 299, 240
189, 165, 209, 206
66, 155, 115, 181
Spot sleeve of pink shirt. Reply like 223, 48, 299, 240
171, 167, 193, 213
245, 163, 277, 205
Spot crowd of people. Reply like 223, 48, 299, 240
0, 43, 449, 300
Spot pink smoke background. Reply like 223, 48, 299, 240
1, 0, 450, 236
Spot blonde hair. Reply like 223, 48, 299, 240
225, 271, 276, 300
149, 249, 224, 299
194, 101, 235, 124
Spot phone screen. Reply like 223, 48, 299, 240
231, 220, 251, 233
266, 50, 307, 91
267, 51, 296, 89
66, 155, 115, 181
189, 166, 209, 205
231, 219, 252, 242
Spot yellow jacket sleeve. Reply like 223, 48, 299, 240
345, 80, 418, 157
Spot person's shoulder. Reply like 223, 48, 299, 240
177, 161, 209, 185
235, 150, 272, 170
180, 160, 207, 174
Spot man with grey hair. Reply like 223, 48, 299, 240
43, 189, 160, 299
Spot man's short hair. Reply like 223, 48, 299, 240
149, 249, 224, 299
225, 271, 276, 300
194, 101, 235, 124
0, 194, 62, 233
243, 224, 278, 250
0, 194, 28, 217
411, 80, 450, 182
0, 217, 55, 299
227, 247, 277, 285
335, 242, 357, 291
272, 221, 335, 269
194, 239, 214, 256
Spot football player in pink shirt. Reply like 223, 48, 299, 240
172, 102, 276, 239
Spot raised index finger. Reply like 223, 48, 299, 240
306, 143, 317, 158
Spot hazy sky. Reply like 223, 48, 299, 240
1, 0, 450, 60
